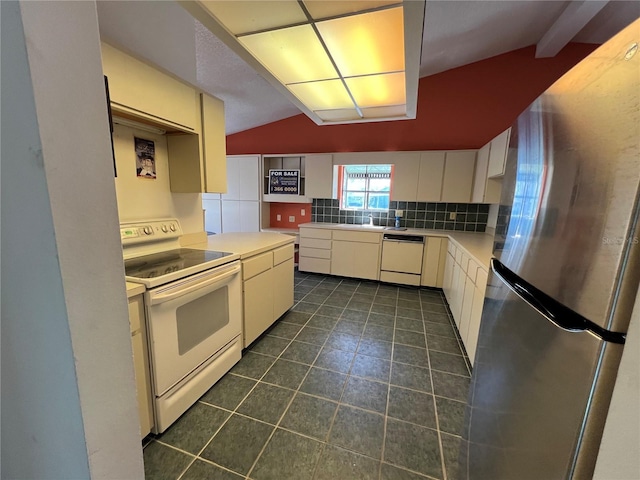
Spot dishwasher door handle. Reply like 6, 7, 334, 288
382, 234, 424, 243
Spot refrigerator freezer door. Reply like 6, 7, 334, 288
461, 269, 625, 480
494, 21, 640, 332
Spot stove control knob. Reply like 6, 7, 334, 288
143, 226, 153, 235
161, 225, 168, 233
170, 224, 177, 232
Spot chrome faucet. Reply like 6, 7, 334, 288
368, 214, 374, 226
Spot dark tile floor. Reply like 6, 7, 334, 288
143, 271, 472, 480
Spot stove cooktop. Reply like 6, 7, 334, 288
124, 248, 234, 282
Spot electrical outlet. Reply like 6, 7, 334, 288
449, 212, 457, 220
276, 214, 281, 221
395, 209, 404, 217
289, 216, 295, 222
301, 209, 306, 216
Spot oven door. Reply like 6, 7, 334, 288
145, 260, 242, 396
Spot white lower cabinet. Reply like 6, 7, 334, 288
421, 237, 448, 287
465, 268, 488, 364
242, 244, 294, 347
128, 294, 154, 438
442, 241, 489, 365
332, 240, 380, 280
331, 230, 381, 281
443, 251, 454, 300
299, 227, 332, 274
273, 258, 295, 319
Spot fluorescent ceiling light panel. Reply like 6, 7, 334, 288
345, 72, 406, 108
200, 1, 306, 35
303, 0, 400, 19
186, 0, 424, 126
315, 108, 362, 122
287, 79, 353, 110
239, 25, 338, 84
361, 104, 407, 119
315, 7, 405, 78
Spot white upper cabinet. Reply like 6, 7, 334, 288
472, 143, 490, 203
101, 43, 198, 131
416, 151, 445, 202
225, 155, 260, 201
305, 154, 334, 199
472, 141, 502, 204
441, 150, 477, 202
390, 152, 421, 201
201, 93, 227, 193
487, 128, 511, 178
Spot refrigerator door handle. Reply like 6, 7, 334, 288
491, 259, 626, 344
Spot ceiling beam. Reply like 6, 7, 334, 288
536, 0, 608, 58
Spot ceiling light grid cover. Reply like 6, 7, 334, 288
192, 0, 425, 125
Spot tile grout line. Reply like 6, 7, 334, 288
164, 271, 325, 480
377, 284, 399, 480
149, 274, 465, 480
421, 289, 449, 480
310, 279, 380, 480
174, 273, 337, 480
246, 276, 359, 480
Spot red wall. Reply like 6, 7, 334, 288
227, 43, 596, 154
269, 202, 312, 228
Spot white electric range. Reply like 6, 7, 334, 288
121, 219, 243, 433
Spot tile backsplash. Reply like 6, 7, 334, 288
311, 199, 490, 232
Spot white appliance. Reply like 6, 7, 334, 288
121, 219, 242, 433
380, 233, 425, 286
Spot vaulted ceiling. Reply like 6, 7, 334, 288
97, 1, 639, 134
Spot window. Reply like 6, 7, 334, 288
340, 165, 392, 211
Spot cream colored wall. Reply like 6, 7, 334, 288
113, 124, 204, 234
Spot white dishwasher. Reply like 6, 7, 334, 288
380, 233, 425, 286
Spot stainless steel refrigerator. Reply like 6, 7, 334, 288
460, 19, 640, 480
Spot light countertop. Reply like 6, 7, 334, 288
298, 222, 495, 268
126, 281, 145, 298
261, 227, 299, 235
192, 232, 296, 259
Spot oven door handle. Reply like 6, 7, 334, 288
147, 262, 240, 306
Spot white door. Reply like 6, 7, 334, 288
203, 194, 222, 234
239, 201, 260, 232
221, 200, 241, 232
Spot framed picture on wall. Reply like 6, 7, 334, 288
135, 137, 156, 179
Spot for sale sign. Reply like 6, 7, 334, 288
269, 169, 300, 195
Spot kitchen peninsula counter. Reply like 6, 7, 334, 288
193, 232, 295, 258
126, 281, 145, 298
193, 232, 296, 348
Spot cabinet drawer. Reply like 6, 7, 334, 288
273, 243, 294, 266
299, 247, 331, 259
243, 251, 273, 280
299, 257, 331, 274
300, 228, 332, 240
332, 230, 381, 243
300, 237, 332, 250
